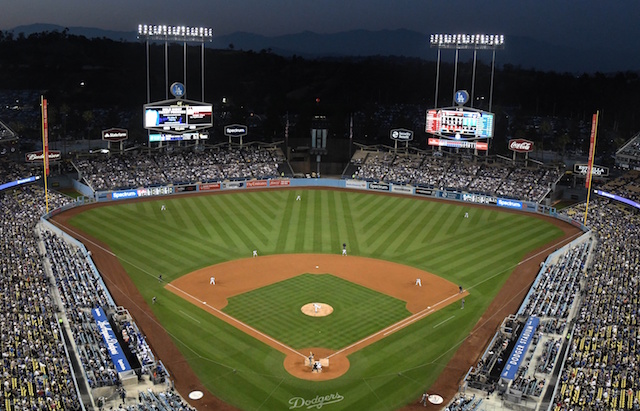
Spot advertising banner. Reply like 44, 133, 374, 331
199, 183, 221, 191
137, 187, 173, 197
222, 181, 245, 190
391, 185, 414, 194
175, 185, 197, 193
462, 193, 497, 204
415, 187, 434, 196
247, 180, 268, 188
111, 190, 139, 200
438, 191, 461, 200
91, 307, 132, 373
368, 182, 390, 191
501, 317, 540, 380
345, 179, 367, 189
269, 179, 291, 186
497, 198, 523, 209
586, 113, 598, 188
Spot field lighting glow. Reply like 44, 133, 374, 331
430, 34, 504, 49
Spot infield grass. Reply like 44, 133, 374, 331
224, 273, 411, 349
67, 188, 565, 410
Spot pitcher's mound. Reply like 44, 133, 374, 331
301, 302, 333, 317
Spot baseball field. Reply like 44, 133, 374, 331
53, 188, 580, 410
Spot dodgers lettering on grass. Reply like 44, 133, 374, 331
288, 393, 344, 409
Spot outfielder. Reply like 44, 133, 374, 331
252, 249, 258, 257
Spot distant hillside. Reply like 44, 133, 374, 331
8, 23, 640, 74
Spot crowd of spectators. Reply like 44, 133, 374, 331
0, 182, 195, 410
74, 144, 285, 191
552, 195, 640, 411
463, 239, 590, 407
0, 185, 80, 410
349, 149, 561, 202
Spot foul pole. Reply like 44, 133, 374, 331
41, 96, 50, 214
583, 111, 599, 226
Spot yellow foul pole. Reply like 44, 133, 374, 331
41, 96, 50, 214
583, 111, 599, 227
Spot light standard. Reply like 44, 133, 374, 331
430, 33, 504, 111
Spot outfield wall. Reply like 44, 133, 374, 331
88, 178, 587, 231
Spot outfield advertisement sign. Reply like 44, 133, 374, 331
438, 191, 461, 200
368, 182, 390, 191
497, 198, 523, 209
501, 316, 540, 380
247, 180, 268, 188
269, 179, 290, 186
415, 187, 434, 196
137, 186, 173, 197
91, 307, 132, 373
223, 181, 245, 190
199, 183, 221, 191
174, 185, 197, 193
111, 190, 139, 200
345, 179, 367, 189
391, 185, 414, 194
462, 193, 497, 205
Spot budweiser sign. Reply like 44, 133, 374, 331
25, 150, 62, 162
508, 139, 534, 153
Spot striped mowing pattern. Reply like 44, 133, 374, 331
68, 188, 565, 411
223, 274, 411, 350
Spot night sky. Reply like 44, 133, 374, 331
2, 1, 640, 66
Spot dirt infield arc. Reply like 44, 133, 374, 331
166, 254, 466, 381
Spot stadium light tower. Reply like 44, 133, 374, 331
137, 24, 213, 102
430, 34, 504, 111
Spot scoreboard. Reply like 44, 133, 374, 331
426, 108, 494, 139
144, 99, 212, 133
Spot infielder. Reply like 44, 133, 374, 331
210, 276, 215, 285
415, 278, 422, 286
252, 249, 258, 257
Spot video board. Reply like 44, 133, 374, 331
144, 99, 212, 133
426, 108, 494, 139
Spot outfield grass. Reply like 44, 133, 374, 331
224, 273, 411, 349
68, 188, 565, 410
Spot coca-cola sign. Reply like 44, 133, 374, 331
508, 139, 534, 153
25, 150, 62, 162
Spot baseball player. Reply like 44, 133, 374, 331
342, 243, 347, 256
415, 278, 422, 286
161, 204, 166, 211
252, 249, 258, 257
210, 276, 215, 285
313, 303, 321, 313
296, 195, 301, 201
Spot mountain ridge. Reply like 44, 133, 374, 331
6, 23, 640, 74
